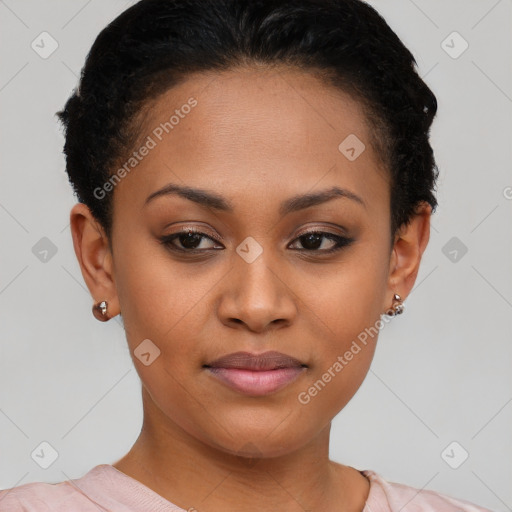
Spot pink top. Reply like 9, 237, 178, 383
0, 464, 492, 511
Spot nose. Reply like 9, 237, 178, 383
216, 250, 298, 333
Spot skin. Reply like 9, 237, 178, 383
70, 65, 431, 511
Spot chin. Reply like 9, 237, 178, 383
201, 418, 319, 460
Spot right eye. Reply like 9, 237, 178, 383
159, 229, 224, 253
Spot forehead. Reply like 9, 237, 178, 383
113, 65, 389, 217
142, 65, 370, 161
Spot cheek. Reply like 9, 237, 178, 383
295, 241, 389, 408
294, 301, 381, 424
297, 234, 389, 336
113, 232, 236, 386
113, 243, 216, 433
113, 234, 202, 355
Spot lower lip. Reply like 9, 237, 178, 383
206, 367, 306, 396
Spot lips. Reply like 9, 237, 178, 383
204, 351, 307, 396
205, 351, 306, 371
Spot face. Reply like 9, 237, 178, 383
76, 65, 423, 459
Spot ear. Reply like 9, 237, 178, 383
69, 203, 120, 318
386, 202, 432, 305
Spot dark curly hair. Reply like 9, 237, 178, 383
56, 0, 438, 247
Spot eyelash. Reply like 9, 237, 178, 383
159, 228, 355, 255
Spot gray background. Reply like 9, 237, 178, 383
0, 1, 511, 510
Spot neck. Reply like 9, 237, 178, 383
112, 388, 369, 512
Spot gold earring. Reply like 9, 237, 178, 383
92, 300, 109, 321
387, 293, 404, 317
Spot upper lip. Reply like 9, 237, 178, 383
204, 351, 307, 371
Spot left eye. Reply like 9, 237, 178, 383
288, 231, 354, 253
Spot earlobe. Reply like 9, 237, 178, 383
69, 203, 120, 319
387, 202, 432, 301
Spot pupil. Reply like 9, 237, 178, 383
181, 232, 201, 249
302, 233, 322, 250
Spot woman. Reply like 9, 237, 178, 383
0, 0, 494, 510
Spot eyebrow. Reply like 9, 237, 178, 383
143, 183, 365, 214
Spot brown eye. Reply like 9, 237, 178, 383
159, 229, 223, 252
289, 231, 354, 253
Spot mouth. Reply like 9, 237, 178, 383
203, 351, 308, 396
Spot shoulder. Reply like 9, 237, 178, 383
0, 467, 108, 512
0, 481, 76, 512
363, 470, 494, 512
